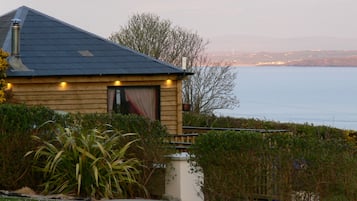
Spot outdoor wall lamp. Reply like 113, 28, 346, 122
6, 83, 12, 90
166, 79, 172, 86
114, 80, 121, 86
59, 81, 67, 90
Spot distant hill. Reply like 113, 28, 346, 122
207, 35, 357, 52
207, 50, 357, 66
285, 55, 357, 67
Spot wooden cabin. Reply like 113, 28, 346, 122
0, 6, 191, 134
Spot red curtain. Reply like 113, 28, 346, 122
125, 88, 157, 120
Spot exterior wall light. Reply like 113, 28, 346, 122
59, 81, 67, 89
114, 80, 121, 86
166, 79, 172, 86
6, 83, 12, 90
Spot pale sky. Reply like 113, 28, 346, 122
1, 0, 357, 51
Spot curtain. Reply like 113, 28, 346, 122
107, 88, 115, 113
125, 88, 157, 120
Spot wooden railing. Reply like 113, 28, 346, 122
169, 126, 291, 151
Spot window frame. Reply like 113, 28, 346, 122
107, 85, 161, 120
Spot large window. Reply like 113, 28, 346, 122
107, 86, 160, 120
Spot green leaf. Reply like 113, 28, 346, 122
76, 146, 96, 160
93, 165, 99, 187
77, 174, 81, 195
76, 163, 79, 179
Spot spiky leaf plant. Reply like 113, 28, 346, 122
26, 122, 143, 199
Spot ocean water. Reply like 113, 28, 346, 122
215, 66, 357, 131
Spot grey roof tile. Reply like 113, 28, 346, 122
0, 6, 188, 77
0, 11, 15, 47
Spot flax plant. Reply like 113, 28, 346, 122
26, 122, 142, 199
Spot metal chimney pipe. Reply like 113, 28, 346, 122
11, 19, 21, 57
182, 57, 187, 71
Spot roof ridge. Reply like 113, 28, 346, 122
14, 6, 29, 25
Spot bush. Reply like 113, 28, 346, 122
0, 104, 61, 190
190, 131, 357, 201
0, 104, 171, 199
63, 113, 173, 198
26, 123, 142, 199
183, 112, 346, 138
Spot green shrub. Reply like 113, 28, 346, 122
63, 113, 173, 198
0, 104, 62, 190
26, 123, 142, 199
0, 104, 171, 199
183, 112, 347, 138
190, 131, 271, 201
37, 113, 172, 198
190, 131, 357, 201
0, 103, 58, 133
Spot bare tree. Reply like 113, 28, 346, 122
109, 13, 238, 114
183, 57, 238, 114
109, 13, 206, 67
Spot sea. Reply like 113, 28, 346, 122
214, 66, 357, 131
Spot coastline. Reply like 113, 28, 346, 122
207, 50, 357, 67
231, 64, 357, 67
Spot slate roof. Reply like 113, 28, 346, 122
0, 6, 187, 77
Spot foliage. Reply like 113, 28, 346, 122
183, 112, 347, 138
110, 13, 238, 114
0, 104, 60, 190
66, 113, 173, 198
0, 104, 171, 199
190, 131, 357, 201
0, 103, 59, 134
26, 123, 142, 199
0, 49, 9, 103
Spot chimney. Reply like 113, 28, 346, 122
182, 57, 187, 71
11, 18, 21, 57
8, 18, 30, 71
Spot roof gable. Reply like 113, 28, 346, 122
0, 6, 186, 77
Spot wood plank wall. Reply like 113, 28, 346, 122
6, 75, 183, 134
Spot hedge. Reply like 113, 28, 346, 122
190, 131, 357, 201
0, 104, 171, 199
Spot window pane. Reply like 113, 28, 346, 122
108, 86, 159, 120
115, 89, 121, 105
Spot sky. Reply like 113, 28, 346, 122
1, 0, 357, 51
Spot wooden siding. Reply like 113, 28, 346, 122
7, 75, 183, 134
